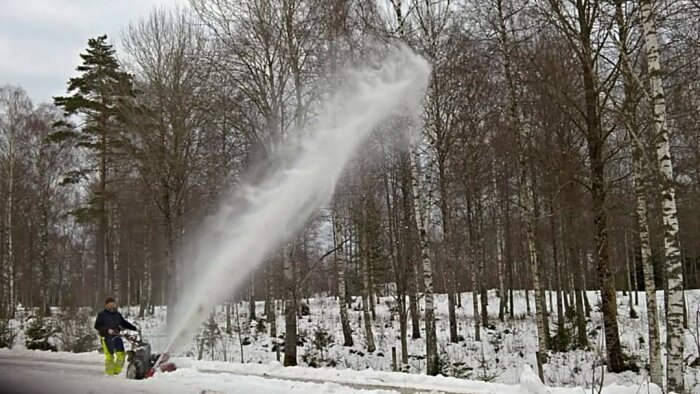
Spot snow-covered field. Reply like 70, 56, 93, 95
4, 290, 699, 393
124, 290, 699, 390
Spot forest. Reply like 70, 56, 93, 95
1, 0, 699, 393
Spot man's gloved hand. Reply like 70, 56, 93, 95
107, 328, 118, 335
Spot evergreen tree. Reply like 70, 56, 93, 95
52, 35, 132, 309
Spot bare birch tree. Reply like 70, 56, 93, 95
639, 0, 685, 390
612, 0, 662, 383
0, 85, 31, 319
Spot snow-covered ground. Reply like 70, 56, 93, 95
0, 349, 401, 393
4, 290, 698, 393
0, 348, 661, 393
121, 290, 699, 391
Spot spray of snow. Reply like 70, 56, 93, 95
519, 365, 549, 394
165, 45, 431, 352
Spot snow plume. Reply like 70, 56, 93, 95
166, 45, 431, 353
519, 365, 549, 394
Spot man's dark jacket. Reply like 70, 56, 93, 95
94, 309, 137, 337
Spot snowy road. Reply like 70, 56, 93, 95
0, 351, 436, 394
0, 350, 656, 394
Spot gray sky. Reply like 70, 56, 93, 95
0, 0, 185, 105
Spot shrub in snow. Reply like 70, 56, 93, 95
621, 353, 641, 373
439, 347, 473, 379
254, 318, 266, 338
301, 325, 332, 367
0, 319, 17, 349
58, 308, 96, 353
488, 331, 504, 353
550, 325, 573, 352
197, 313, 222, 360
299, 302, 311, 316
25, 316, 58, 351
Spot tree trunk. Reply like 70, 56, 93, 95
163, 212, 176, 327
506, 201, 515, 320
360, 207, 376, 353
496, 192, 507, 322
383, 159, 408, 366
409, 149, 438, 375
266, 264, 276, 339
248, 273, 256, 322
333, 213, 353, 347
632, 246, 639, 306
3, 146, 15, 319
640, 1, 684, 390
578, 11, 624, 370
587, 100, 624, 374
582, 263, 591, 317
525, 174, 548, 356
399, 152, 422, 340
478, 208, 488, 329
391, 2, 422, 344
549, 198, 565, 349
39, 198, 49, 316
96, 132, 108, 310
471, 259, 481, 341
623, 231, 636, 317
467, 197, 481, 342
283, 247, 297, 367
112, 204, 120, 301
226, 301, 232, 334
361, 277, 375, 353
634, 148, 663, 384
438, 177, 458, 343
409, 281, 421, 339
566, 212, 588, 349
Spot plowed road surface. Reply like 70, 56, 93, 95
0, 351, 447, 394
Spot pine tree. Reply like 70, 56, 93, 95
52, 35, 132, 309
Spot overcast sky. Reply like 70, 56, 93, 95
0, 0, 186, 105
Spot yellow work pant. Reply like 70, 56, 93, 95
101, 337, 126, 375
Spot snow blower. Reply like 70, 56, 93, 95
120, 332, 176, 379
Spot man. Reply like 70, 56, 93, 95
94, 297, 138, 375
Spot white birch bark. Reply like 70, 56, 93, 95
496, 216, 506, 320
409, 149, 438, 375
640, 1, 684, 390
613, 2, 662, 380
390, 0, 437, 373
470, 229, 481, 341
525, 182, 548, 357
463, 193, 479, 337
333, 212, 353, 347
3, 147, 14, 318
0, 87, 25, 319
633, 146, 663, 385
494, 166, 507, 321
360, 204, 376, 353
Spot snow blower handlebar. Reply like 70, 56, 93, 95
118, 331, 146, 347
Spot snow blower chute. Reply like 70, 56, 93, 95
120, 332, 176, 379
